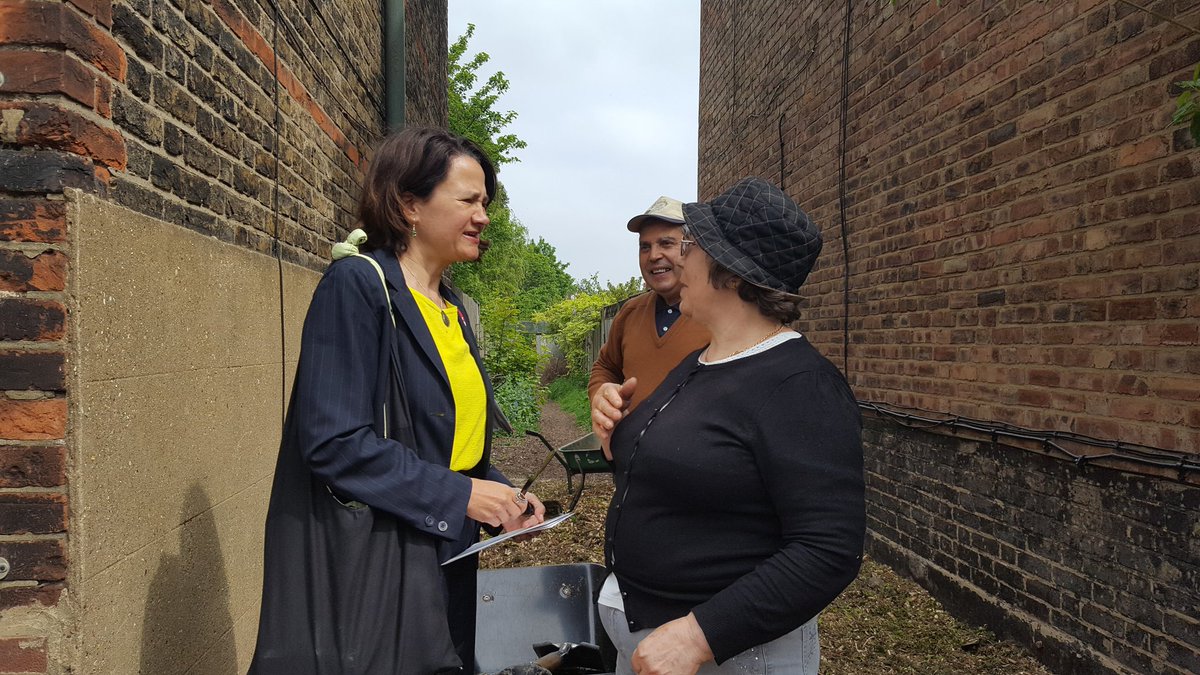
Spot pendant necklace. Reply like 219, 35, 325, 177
398, 256, 451, 326
705, 324, 785, 362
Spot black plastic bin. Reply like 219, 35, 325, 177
475, 563, 616, 674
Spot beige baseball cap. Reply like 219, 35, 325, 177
626, 195, 686, 232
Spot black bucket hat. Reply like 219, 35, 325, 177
682, 177, 823, 295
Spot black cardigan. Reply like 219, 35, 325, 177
603, 337, 865, 663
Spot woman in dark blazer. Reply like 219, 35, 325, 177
250, 128, 544, 674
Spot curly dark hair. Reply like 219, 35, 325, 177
707, 258, 803, 323
357, 127, 497, 254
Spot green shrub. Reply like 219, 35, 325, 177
539, 352, 568, 386
493, 372, 545, 436
534, 278, 643, 376
479, 295, 539, 379
547, 372, 591, 429
477, 294, 543, 435
534, 293, 614, 374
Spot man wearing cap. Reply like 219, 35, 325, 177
589, 196, 711, 453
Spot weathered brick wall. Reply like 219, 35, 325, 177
700, 1, 1200, 673
700, 0, 1199, 450
110, 0, 384, 270
1, 0, 117, 666
1, 0, 447, 671
406, 0, 449, 128
865, 417, 1198, 674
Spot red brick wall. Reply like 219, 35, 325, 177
0, 1, 112, 668
864, 418, 1199, 675
700, 1, 1200, 673
1, 0, 447, 671
699, 0, 1200, 453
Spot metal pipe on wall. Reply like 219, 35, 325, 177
384, 0, 405, 130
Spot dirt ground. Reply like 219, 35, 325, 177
484, 401, 1052, 674
481, 401, 612, 570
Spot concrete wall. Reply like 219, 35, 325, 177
66, 192, 318, 673
698, 1, 1200, 673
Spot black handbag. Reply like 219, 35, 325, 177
249, 251, 461, 674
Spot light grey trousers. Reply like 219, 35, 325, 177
599, 604, 820, 674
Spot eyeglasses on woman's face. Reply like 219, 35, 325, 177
680, 238, 697, 257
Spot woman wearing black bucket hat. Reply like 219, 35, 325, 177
598, 177, 865, 674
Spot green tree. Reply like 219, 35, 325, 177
534, 293, 616, 375
574, 274, 644, 300
513, 238, 576, 318
447, 25, 583, 431
445, 24, 642, 423
534, 279, 645, 375
447, 24, 576, 322
449, 23, 528, 166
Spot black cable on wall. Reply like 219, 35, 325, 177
862, 402, 1199, 479
778, 114, 786, 187
270, 0, 286, 428
838, 0, 853, 376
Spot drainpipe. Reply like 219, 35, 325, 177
384, 0, 405, 130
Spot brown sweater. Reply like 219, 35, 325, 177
588, 292, 711, 411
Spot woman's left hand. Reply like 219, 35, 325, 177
630, 613, 713, 675
501, 491, 545, 542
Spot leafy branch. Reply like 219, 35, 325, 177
449, 24, 528, 166
535, 279, 643, 375
1112, 1, 1200, 144
1173, 63, 1200, 143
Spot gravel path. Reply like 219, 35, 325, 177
490, 400, 607, 491
481, 400, 613, 569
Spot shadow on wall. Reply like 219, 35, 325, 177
140, 483, 239, 674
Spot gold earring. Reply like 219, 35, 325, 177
411, 225, 417, 238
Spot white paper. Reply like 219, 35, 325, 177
441, 511, 576, 565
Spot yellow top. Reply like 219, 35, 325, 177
409, 288, 487, 472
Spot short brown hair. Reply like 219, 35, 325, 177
707, 258, 803, 323
358, 127, 497, 254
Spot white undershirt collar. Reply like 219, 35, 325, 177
699, 331, 801, 365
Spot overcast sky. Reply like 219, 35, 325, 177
447, 1, 701, 286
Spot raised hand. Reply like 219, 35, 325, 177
591, 377, 637, 460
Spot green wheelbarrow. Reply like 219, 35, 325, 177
525, 431, 612, 512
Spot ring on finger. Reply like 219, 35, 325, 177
512, 493, 527, 505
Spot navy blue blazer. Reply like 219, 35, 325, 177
288, 246, 510, 559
